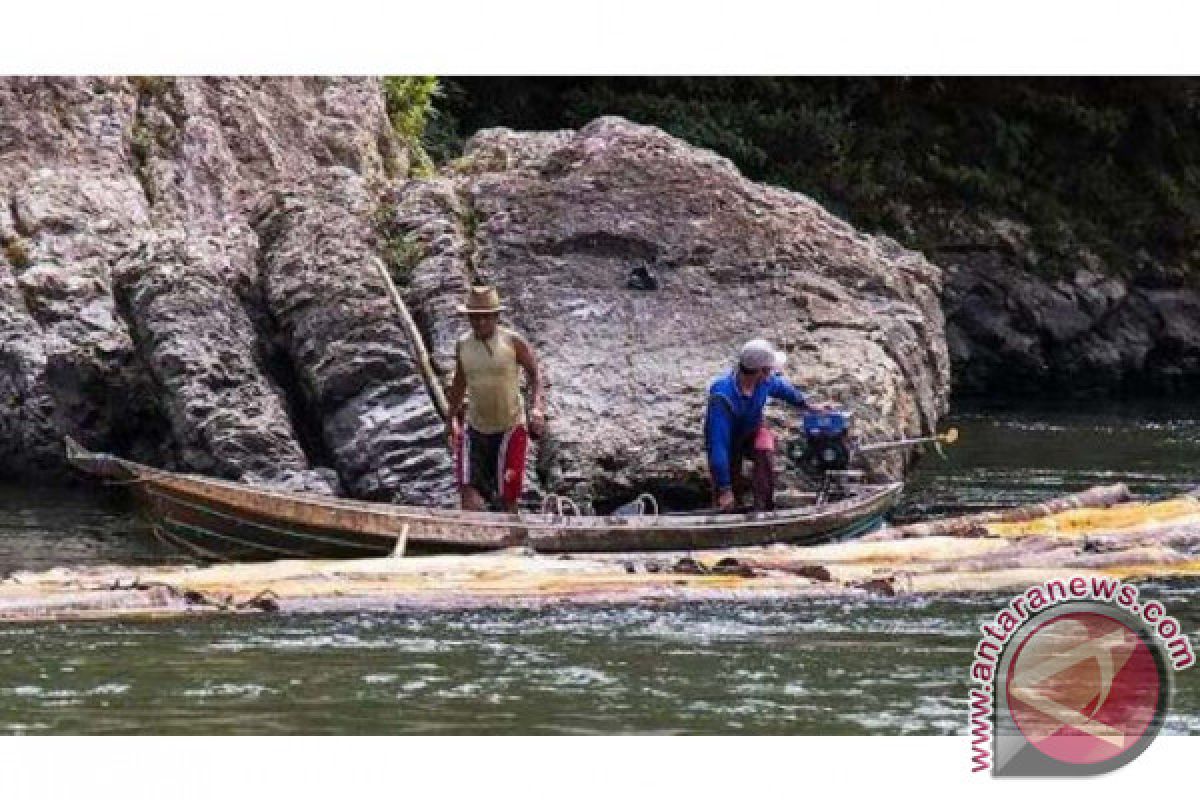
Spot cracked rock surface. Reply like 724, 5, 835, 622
257, 171, 452, 502
0, 77, 451, 500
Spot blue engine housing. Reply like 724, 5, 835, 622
795, 409, 853, 478
802, 410, 850, 437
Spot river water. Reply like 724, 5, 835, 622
0, 403, 1198, 734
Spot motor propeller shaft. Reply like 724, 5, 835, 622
857, 427, 959, 457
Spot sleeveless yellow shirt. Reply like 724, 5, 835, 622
457, 327, 525, 434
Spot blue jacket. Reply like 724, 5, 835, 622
705, 370, 807, 489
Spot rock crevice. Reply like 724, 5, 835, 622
256, 170, 454, 503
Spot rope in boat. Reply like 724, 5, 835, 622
540, 494, 582, 516
636, 493, 659, 516
612, 493, 661, 516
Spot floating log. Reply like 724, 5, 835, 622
862, 483, 1133, 540
0, 553, 841, 622
985, 495, 1200, 539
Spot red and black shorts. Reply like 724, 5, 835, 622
454, 424, 528, 509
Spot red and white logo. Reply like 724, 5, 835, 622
968, 578, 1191, 776
1005, 611, 1164, 766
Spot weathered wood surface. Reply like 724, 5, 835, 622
860, 483, 1133, 540
2, 488, 1198, 622
65, 438, 903, 556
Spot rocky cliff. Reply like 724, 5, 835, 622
0, 77, 450, 500
938, 222, 1200, 396
0, 79, 949, 508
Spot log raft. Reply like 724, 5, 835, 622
2, 485, 1199, 622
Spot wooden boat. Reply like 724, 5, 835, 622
65, 438, 903, 561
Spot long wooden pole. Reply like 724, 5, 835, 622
375, 258, 448, 422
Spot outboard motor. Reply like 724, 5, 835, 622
794, 409, 853, 479
787, 408, 957, 498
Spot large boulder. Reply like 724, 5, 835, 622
394, 118, 950, 507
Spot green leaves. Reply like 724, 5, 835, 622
382, 76, 441, 177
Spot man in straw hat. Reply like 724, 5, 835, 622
445, 286, 545, 512
705, 338, 814, 512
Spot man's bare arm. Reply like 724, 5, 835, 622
512, 335, 543, 413
513, 335, 545, 437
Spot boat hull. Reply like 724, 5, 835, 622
65, 438, 903, 561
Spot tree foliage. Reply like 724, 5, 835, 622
433, 77, 1200, 280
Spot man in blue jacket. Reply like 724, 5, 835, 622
705, 339, 810, 512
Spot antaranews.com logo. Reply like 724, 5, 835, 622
969, 576, 1195, 776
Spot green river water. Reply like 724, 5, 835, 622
1, 403, 1198, 734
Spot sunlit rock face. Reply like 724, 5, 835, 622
396, 117, 949, 506
0, 77, 451, 500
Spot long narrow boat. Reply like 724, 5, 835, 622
65, 438, 903, 561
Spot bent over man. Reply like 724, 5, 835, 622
705, 338, 810, 512
445, 286, 545, 512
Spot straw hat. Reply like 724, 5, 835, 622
457, 286, 507, 314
